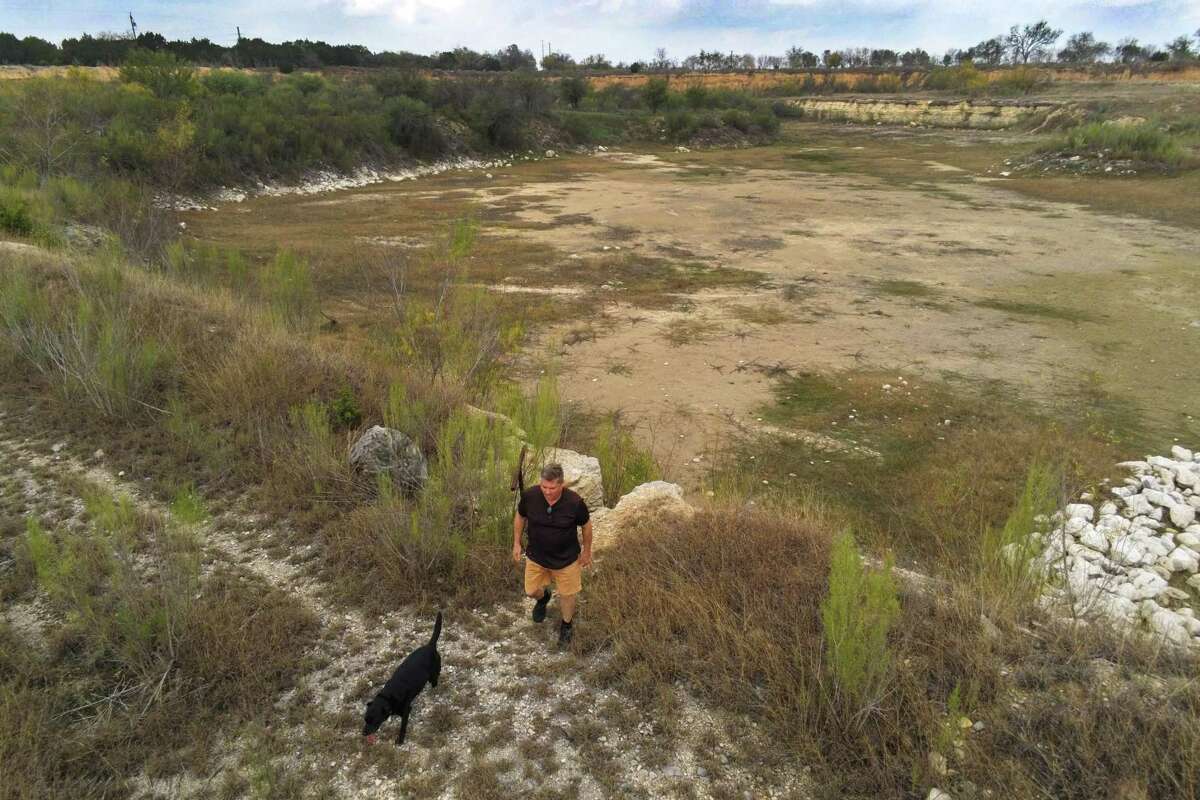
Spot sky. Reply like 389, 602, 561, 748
4, 0, 1199, 62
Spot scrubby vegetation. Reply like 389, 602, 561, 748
1047, 121, 1189, 166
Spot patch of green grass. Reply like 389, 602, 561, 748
872, 279, 940, 299
1046, 122, 1187, 167
973, 298, 1093, 323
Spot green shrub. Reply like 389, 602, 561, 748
642, 78, 669, 113
978, 459, 1060, 616
820, 529, 900, 705
684, 84, 708, 109
259, 250, 317, 331
721, 108, 752, 133
0, 187, 35, 237
372, 70, 431, 103
752, 109, 780, 134
593, 413, 660, 505
559, 74, 589, 109
119, 48, 197, 100
331, 386, 363, 429
924, 60, 989, 95
1049, 122, 1185, 165
385, 95, 446, 158
664, 109, 697, 142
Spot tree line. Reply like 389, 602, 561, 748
3, 22, 1199, 73
0, 30, 537, 72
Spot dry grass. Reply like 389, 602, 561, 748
736, 370, 1122, 565
579, 500, 1200, 799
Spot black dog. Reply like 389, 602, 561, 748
362, 611, 442, 745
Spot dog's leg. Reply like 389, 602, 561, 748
396, 708, 410, 745
430, 652, 441, 688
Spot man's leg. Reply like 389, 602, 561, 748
559, 591, 577, 624
554, 561, 582, 648
525, 560, 552, 623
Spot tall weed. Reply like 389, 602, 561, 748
821, 530, 901, 707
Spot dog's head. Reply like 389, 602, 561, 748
363, 696, 389, 741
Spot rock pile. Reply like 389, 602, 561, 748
1033, 445, 1200, 646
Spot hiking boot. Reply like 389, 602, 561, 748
557, 620, 574, 649
531, 589, 551, 623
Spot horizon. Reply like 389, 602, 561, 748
3, 1, 1199, 64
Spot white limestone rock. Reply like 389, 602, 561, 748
1170, 504, 1196, 529
538, 448, 605, 511
1065, 503, 1095, 522
1123, 494, 1153, 518
591, 480, 694, 552
1165, 547, 1200, 574
1171, 446, 1194, 462
1079, 526, 1109, 553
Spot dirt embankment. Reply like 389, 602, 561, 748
787, 97, 1063, 129
588, 64, 1200, 91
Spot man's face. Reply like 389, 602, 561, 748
540, 478, 564, 505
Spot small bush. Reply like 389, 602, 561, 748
559, 74, 589, 110
820, 530, 901, 706
663, 109, 697, 142
721, 108, 752, 133
593, 413, 660, 505
259, 250, 317, 331
751, 108, 780, 134
0, 187, 36, 237
925, 60, 989, 95
385, 95, 446, 159
642, 78, 669, 113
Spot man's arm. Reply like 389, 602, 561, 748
579, 520, 593, 567
512, 511, 525, 563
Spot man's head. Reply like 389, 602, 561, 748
539, 462, 565, 505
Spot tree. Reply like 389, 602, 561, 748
823, 50, 843, 68
739, 53, 755, 70
968, 36, 1006, 66
1166, 35, 1195, 60
1057, 32, 1111, 63
496, 44, 536, 71
785, 45, 805, 68
641, 77, 669, 112
901, 49, 931, 67
869, 48, 899, 67
651, 47, 672, 70
582, 53, 612, 70
1115, 38, 1147, 63
540, 52, 574, 71
559, 74, 588, 109
1005, 20, 1062, 63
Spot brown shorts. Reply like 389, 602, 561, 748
525, 558, 582, 597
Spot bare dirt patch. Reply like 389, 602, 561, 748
184, 134, 1200, 488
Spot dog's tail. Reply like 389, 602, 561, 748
429, 610, 443, 647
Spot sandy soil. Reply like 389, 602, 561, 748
463, 149, 1200, 481
183, 133, 1200, 486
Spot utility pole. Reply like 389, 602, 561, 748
236, 26, 242, 44
128, 12, 137, 38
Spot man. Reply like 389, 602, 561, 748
513, 462, 592, 648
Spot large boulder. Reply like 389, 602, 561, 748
349, 425, 428, 492
538, 448, 605, 511
592, 481, 694, 552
